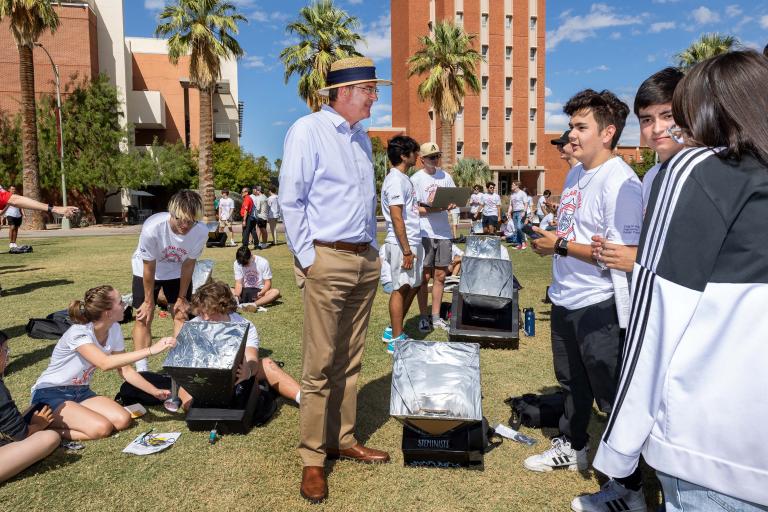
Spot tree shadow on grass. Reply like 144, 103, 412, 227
6, 343, 55, 376
0, 267, 43, 275
2, 279, 73, 297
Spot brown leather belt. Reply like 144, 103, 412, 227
313, 240, 370, 254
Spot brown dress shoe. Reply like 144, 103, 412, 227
326, 443, 391, 464
300, 466, 327, 504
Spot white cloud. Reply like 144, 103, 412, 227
647, 54, 657, 62
761, 15, 768, 28
370, 103, 392, 126
356, 15, 391, 61
649, 21, 676, 32
587, 64, 609, 73
546, 4, 643, 50
651, 0, 680, 3
249, 9, 289, 24
725, 4, 742, 17
544, 93, 569, 132
144, 0, 164, 11
348, 0, 364, 4
545, 87, 552, 97
610, 31, 622, 39
243, 55, 266, 68
691, 6, 720, 25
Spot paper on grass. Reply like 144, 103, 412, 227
123, 432, 181, 455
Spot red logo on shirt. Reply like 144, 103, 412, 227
161, 245, 189, 263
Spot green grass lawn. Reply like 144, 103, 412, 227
0, 234, 661, 511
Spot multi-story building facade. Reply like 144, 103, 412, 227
0, 0, 241, 150
385, 0, 547, 196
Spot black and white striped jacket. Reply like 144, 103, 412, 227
593, 147, 768, 506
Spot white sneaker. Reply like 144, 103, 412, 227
571, 480, 647, 512
9, 242, 16, 249
418, 317, 432, 332
228, 241, 237, 247
523, 437, 589, 472
433, 318, 450, 331
259, 243, 269, 249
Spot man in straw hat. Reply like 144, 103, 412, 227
279, 56, 392, 504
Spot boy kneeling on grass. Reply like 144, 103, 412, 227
232, 246, 281, 311
178, 281, 300, 411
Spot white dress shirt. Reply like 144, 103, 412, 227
279, 105, 377, 268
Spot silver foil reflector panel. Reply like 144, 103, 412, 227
192, 259, 214, 294
464, 235, 501, 259
458, 257, 514, 310
163, 321, 248, 406
390, 340, 482, 435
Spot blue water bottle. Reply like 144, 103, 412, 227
523, 308, 535, 337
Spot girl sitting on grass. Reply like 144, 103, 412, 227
179, 281, 299, 410
0, 334, 60, 483
30, 285, 176, 440
232, 245, 281, 308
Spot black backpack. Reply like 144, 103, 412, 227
115, 372, 173, 406
25, 308, 134, 340
505, 392, 565, 430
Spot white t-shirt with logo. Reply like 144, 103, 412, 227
641, 163, 662, 215
549, 157, 643, 309
131, 212, 208, 280
218, 197, 235, 221
381, 168, 421, 247
470, 192, 484, 214
32, 323, 125, 393
233, 255, 272, 289
481, 193, 501, 216
536, 196, 548, 217
410, 168, 456, 240
509, 190, 527, 212
189, 313, 259, 350
267, 195, 281, 220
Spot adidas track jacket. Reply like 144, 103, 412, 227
593, 147, 768, 506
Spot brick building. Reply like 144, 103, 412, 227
0, 0, 241, 149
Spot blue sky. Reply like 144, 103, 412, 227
128, 0, 768, 160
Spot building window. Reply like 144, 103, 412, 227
481, 13, 488, 27
428, 110, 434, 121
529, 108, 537, 122
505, 15, 512, 28
482, 142, 489, 156
530, 77, 537, 91
482, 76, 488, 90
457, 141, 464, 157
481, 45, 489, 57
505, 46, 512, 60
455, 11, 463, 25
530, 16, 537, 30
428, 21, 433, 32
529, 142, 536, 155
505, 77, 512, 91
481, 106, 489, 120
505, 107, 512, 121
457, 106, 464, 120
506, 142, 512, 156
530, 48, 537, 62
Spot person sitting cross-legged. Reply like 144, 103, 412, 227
232, 245, 281, 308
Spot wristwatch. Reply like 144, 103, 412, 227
554, 237, 569, 257
402, 250, 413, 256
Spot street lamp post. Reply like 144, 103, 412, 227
34, 42, 70, 230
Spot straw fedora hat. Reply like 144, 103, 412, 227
318, 56, 392, 96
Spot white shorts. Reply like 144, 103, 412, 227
450, 212, 460, 225
384, 242, 424, 291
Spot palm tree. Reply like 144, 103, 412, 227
156, 0, 245, 220
451, 157, 491, 187
279, 0, 363, 112
0, 0, 59, 229
676, 33, 739, 70
408, 21, 483, 170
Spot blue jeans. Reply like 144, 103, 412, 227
658, 472, 768, 512
31, 385, 97, 412
511, 210, 525, 246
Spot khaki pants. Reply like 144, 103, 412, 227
295, 245, 380, 466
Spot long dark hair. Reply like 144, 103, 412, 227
673, 50, 768, 166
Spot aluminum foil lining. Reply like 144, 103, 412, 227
122, 294, 133, 308
192, 259, 214, 293
163, 321, 248, 370
390, 340, 482, 421
465, 235, 502, 259
459, 256, 514, 309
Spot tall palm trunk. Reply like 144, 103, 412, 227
18, 43, 45, 230
441, 117, 454, 170
198, 86, 215, 221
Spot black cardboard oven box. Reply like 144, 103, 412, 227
390, 340, 485, 468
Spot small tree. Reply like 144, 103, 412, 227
676, 33, 738, 70
451, 157, 491, 187
212, 141, 270, 191
629, 148, 657, 179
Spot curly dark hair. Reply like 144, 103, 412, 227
564, 89, 630, 149
191, 281, 238, 316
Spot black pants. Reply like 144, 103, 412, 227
242, 218, 257, 247
551, 296, 623, 451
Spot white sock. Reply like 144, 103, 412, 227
295, 391, 301, 404
135, 358, 149, 372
